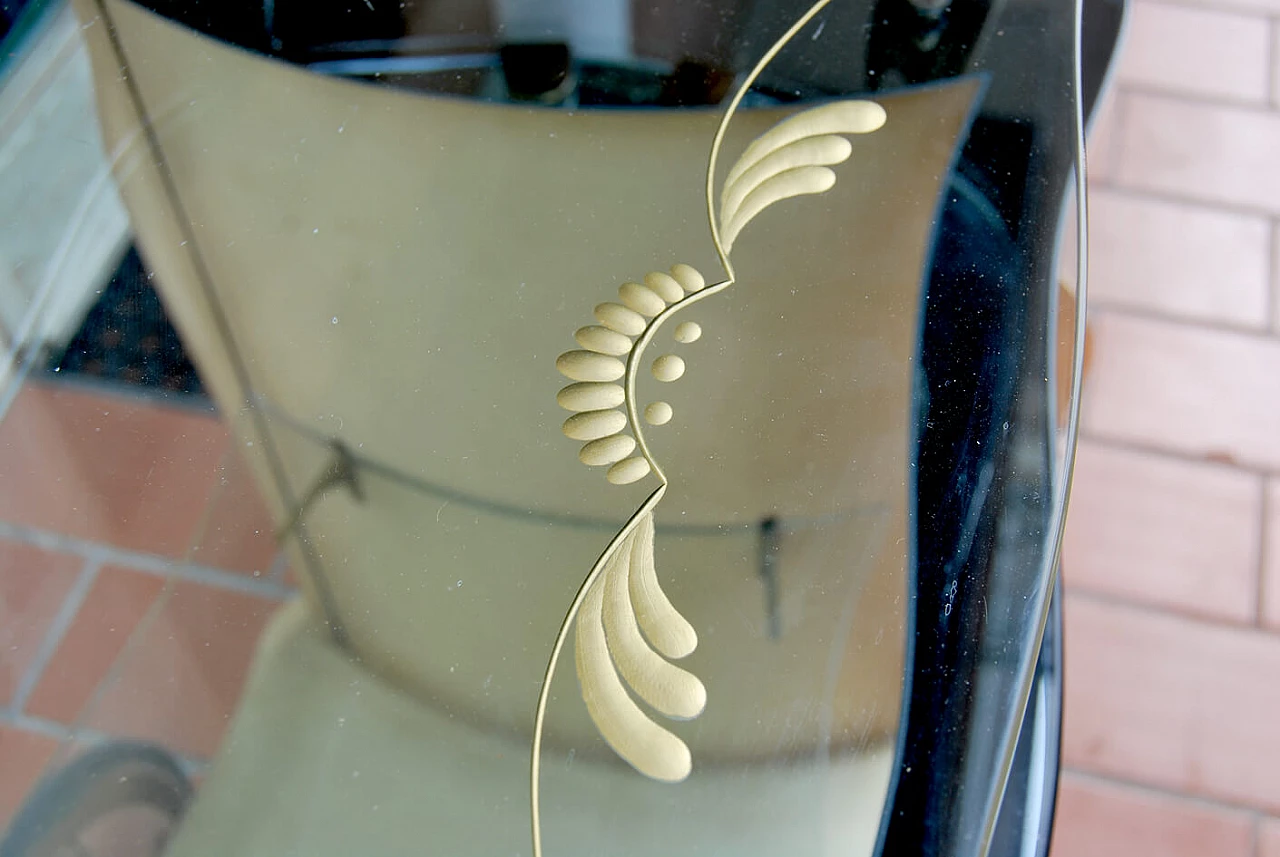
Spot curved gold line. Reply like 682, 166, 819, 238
530, 486, 664, 857
534, 1, 835, 853
601, 517, 705, 720
625, 278, 732, 479
531, 281, 730, 852
579, 556, 695, 778
721, 164, 837, 251
705, 0, 835, 281
720, 134, 853, 226
626, 509, 697, 659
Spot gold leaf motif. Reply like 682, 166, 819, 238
719, 101, 887, 251
532, 4, 885, 854
573, 511, 705, 781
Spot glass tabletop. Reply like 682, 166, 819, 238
0, 1, 1094, 855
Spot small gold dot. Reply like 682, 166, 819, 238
673, 322, 702, 343
651, 354, 686, 382
645, 402, 673, 425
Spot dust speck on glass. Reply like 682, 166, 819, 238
539, 3, 889, 846
0, 0, 1091, 855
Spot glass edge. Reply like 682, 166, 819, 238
974, 0, 1091, 851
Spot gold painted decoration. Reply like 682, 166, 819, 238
531, 1, 886, 853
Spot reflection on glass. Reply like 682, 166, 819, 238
0, 0, 1085, 854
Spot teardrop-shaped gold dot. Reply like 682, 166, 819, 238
557, 350, 625, 382
557, 382, 625, 412
607, 457, 652, 485
594, 302, 647, 336
562, 409, 627, 441
651, 354, 685, 382
579, 434, 636, 466
644, 402, 673, 426
670, 264, 705, 293
575, 325, 632, 356
644, 272, 684, 303
619, 282, 666, 317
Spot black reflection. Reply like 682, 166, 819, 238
45, 3, 1106, 855
864, 0, 992, 90
47, 248, 204, 397
891, 163, 1022, 855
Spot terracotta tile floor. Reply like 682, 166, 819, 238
1, 2, 1278, 852
1051, 1, 1280, 852
0, 380, 289, 829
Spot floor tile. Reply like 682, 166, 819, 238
1081, 312, 1280, 470
1049, 773, 1253, 857
1064, 441, 1259, 622
0, 383, 228, 559
1264, 479, 1280, 629
1269, 19, 1280, 107
0, 726, 59, 828
1260, 816, 1280, 857
80, 581, 278, 759
1269, 18, 1280, 106
1062, 594, 1280, 812
0, 541, 83, 707
1117, 2, 1270, 102
1273, 19, 1280, 108
1159, 0, 1280, 16
24, 566, 165, 724
185, 449, 278, 578
1086, 91, 1123, 184
1087, 189, 1269, 327
1272, 221, 1279, 333
1116, 94, 1280, 214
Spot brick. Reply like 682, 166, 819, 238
1081, 312, 1280, 470
1259, 816, 1280, 857
0, 726, 58, 826
1264, 479, 1280, 629
1117, 2, 1269, 102
81, 580, 277, 758
1273, 21, 1280, 107
1062, 595, 1280, 811
0, 383, 228, 558
1064, 441, 1259, 622
25, 566, 164, 723
185, 449, 278, 577
0, 541, 82, 706
1273, 221, 1280, 334
1155, 0, 1280, 18
1116, 94, 1280, 214
1087, 91, 1124, 185
1050, 773, 1253, 857
1087, 189, 1269, 327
